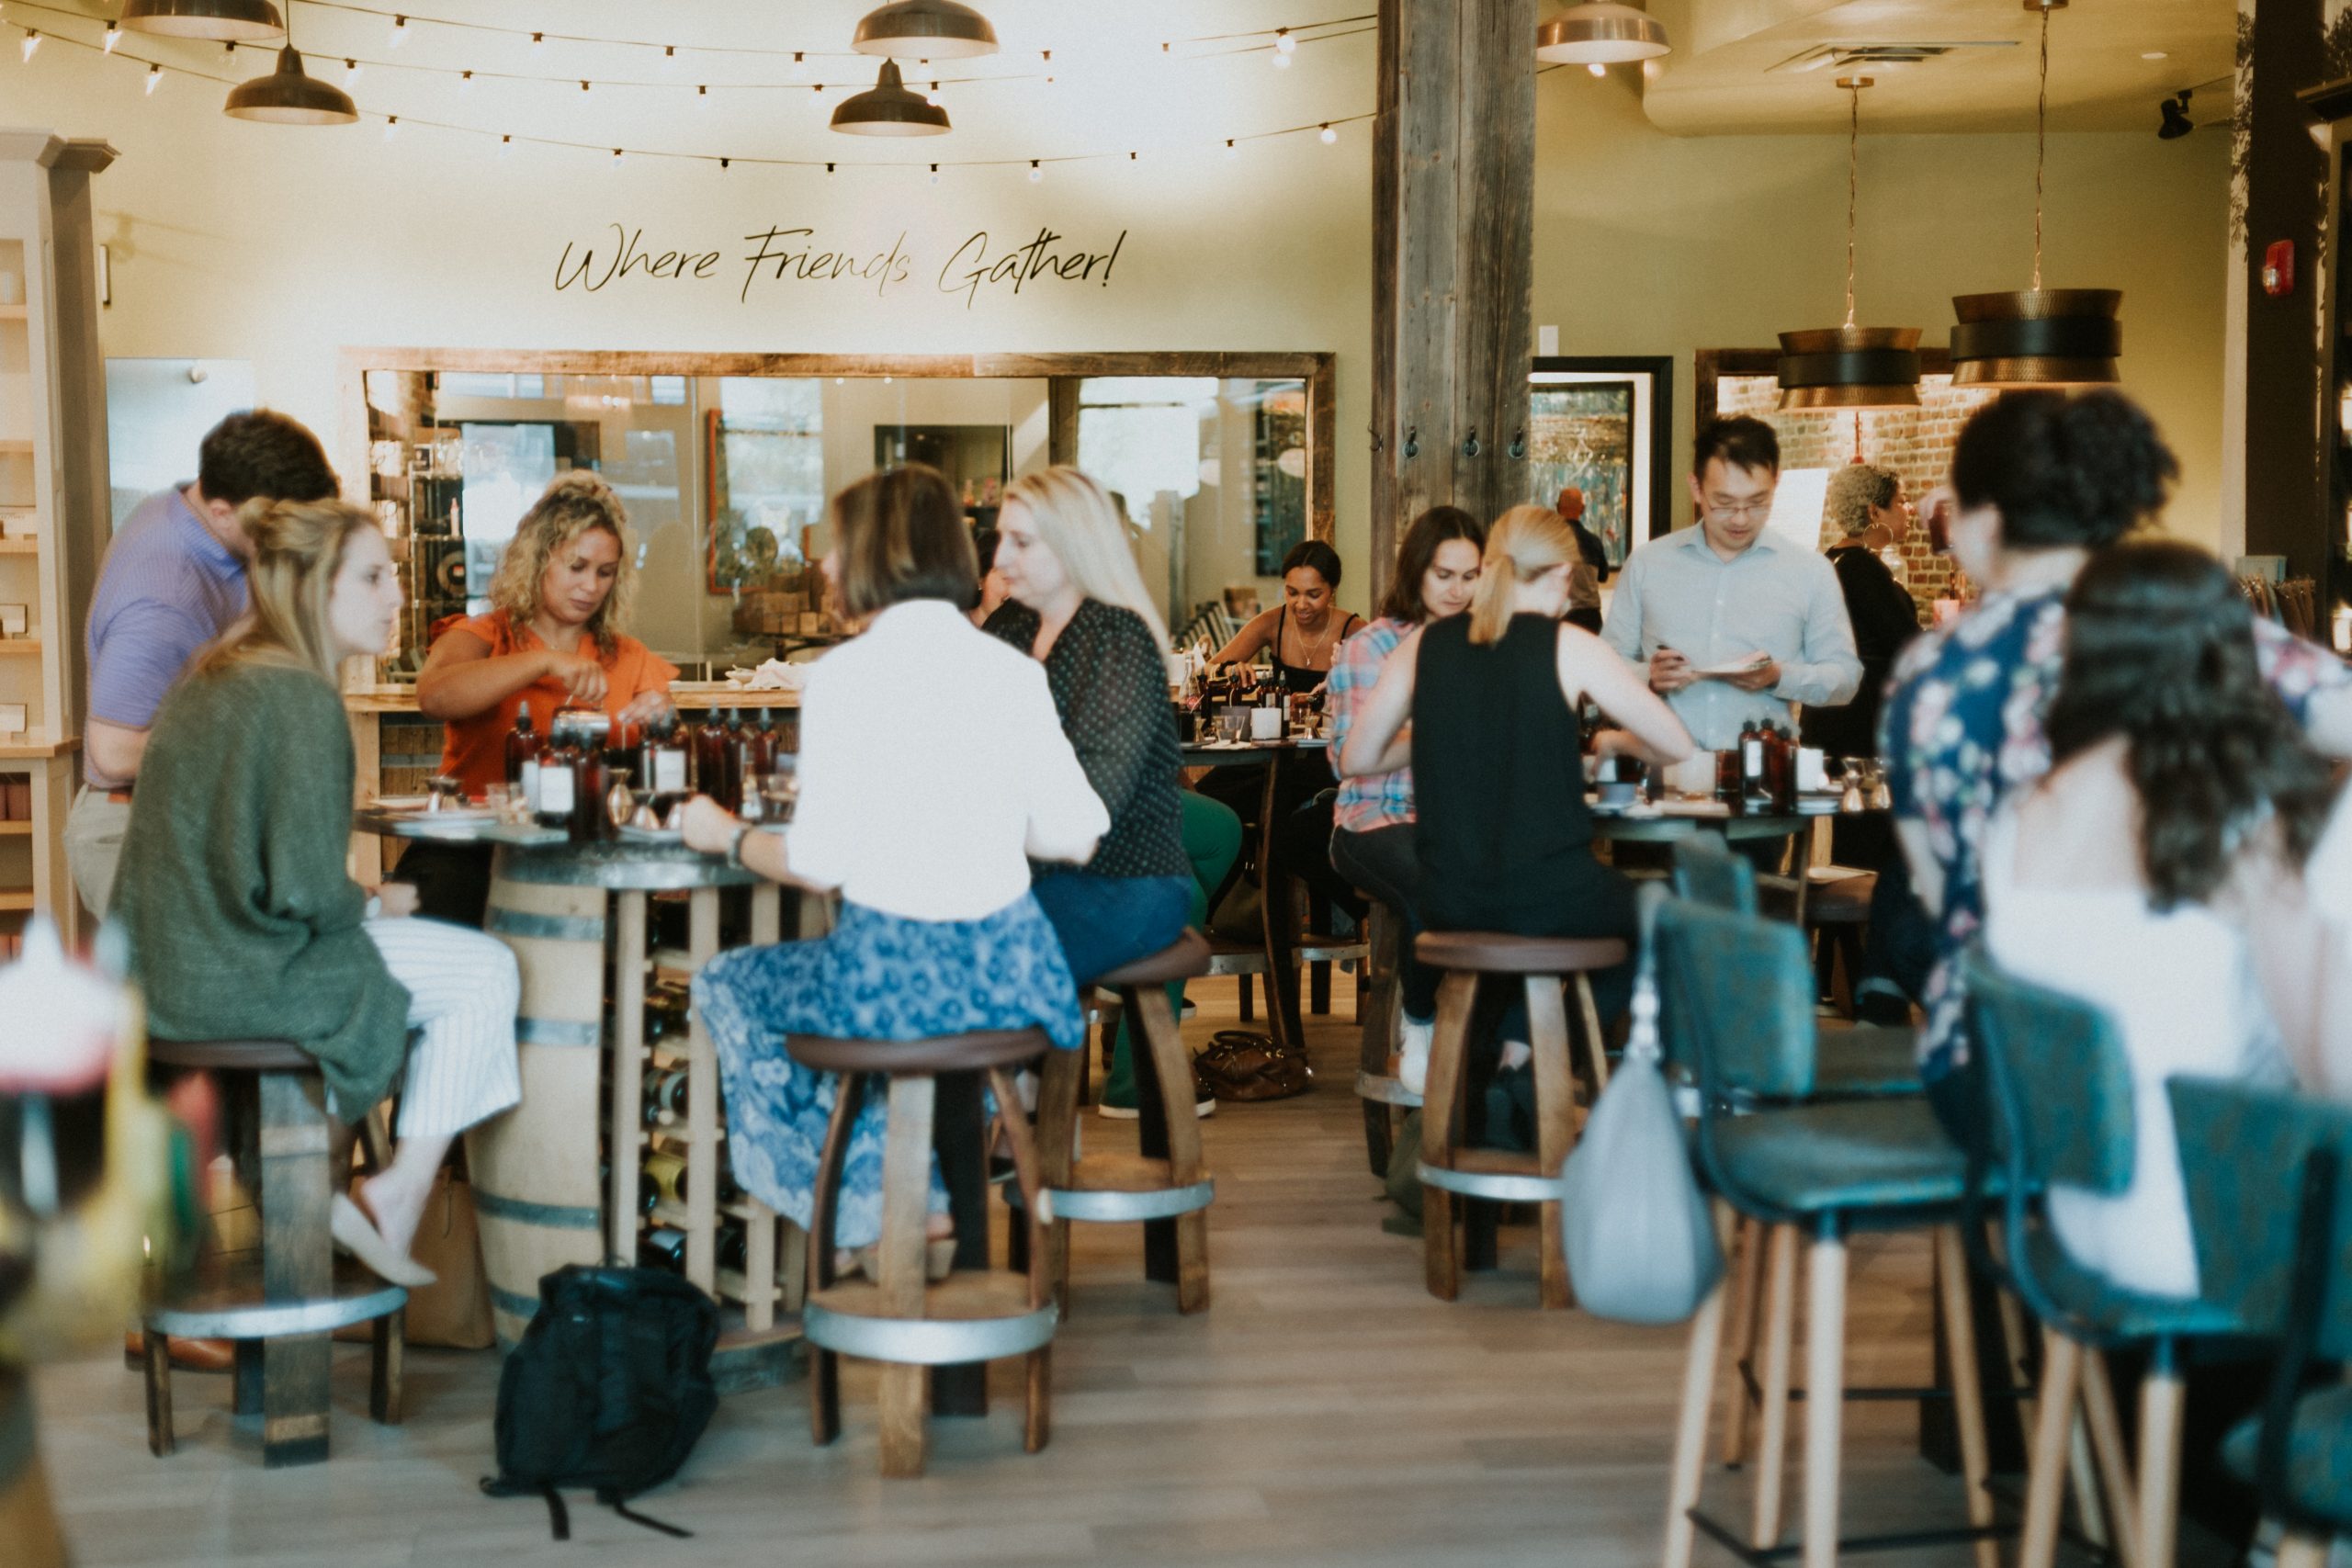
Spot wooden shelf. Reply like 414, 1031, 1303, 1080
0, 892, 34, 913
0, 442, 29, 457
0, 539, 36, 555
0, 737, 76, 759
0, 305, 23, 321
0, 639, 40, 655
0, 822, 29, 836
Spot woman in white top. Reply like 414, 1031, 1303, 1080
682, 466, 1108, 1258
1984, 539, 2350, 1298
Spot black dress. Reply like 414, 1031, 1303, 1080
1413, 613, 1634, 943
1800, 544, 1919, 761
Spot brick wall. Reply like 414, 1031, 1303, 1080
1716, 375, 2000, 619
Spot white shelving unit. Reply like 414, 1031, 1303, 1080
0, 131, 115, 948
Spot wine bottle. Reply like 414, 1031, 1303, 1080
639, 1226, 687, 1272
643, 1066, 689, 1125
534, 721, 577, 829
504, 701, 537, 786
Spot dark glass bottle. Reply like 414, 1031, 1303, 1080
692, 711, 729, 799
534, 720, 579, 829
642, 1066, 689, 1126
639, 1226, 687, 1272
503, 700, 537, 785
716, 1223, 749, 1275
1740, 722, 1773, 816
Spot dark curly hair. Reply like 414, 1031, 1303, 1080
2044, 539, 2337, 909
1951, 389, 2177, 550
1378, 505, 1486, 623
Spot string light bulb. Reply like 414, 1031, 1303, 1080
1225, 138, 1238, 158
790, 51, 808, 80
528, 30, 543, 56
497, 132, 512, 156
458, 68, 470, 88
389, 14, 404, 46
144, 62, 162, 91
1318, 122, 1336, 143
382, 115, 398, 140
103, 22, 122, 51
1028, 159, 1041, 181
19, 30, 38, 61
1586, 61, 1606, 77
718, 156, 729, 169
928, 162, 940, 184
1274, 27, 1295, 53
343, 57, 358, 81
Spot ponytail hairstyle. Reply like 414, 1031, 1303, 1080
2045, 538, 2337, 908
195, 498, 380, 685
999, 465, 1171, 649
485, 470, 637, 656
1465, 504, 1578, 646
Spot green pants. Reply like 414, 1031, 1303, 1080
1100, 791, 1245, 1107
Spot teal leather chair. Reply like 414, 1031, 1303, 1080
1656, 898, 2001, 1568
1965, 952, 2252, 1568
2170, 1077, 2352, 1568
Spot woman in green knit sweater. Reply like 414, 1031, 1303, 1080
113, 499, 522, 1285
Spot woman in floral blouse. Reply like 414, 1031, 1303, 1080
1880, 389, 2352, 1139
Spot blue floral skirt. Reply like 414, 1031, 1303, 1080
692, 894, 1082, 1250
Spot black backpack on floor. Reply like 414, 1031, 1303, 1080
481, 1265, 720, 1540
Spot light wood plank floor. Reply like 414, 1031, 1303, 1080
32, 983, 2233, 1567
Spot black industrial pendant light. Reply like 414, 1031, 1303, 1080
831, 59, 951, 136
852, 1, 999, 60
120, 0, 284, 42
1950, 0, 2121, 387
224, 43, 357, 123
1776, 78, 1921, 412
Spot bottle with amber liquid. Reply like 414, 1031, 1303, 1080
738, 707, 776, 810
504, 700, 538, 785
571, 711, 611, 840
643, 716, 690, 806
1739, 721, 1773, 817
692, 711, 729, 800
534, 719, 579, 830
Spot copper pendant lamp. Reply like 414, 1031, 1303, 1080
852, 1, 1000, 61
1950, 0, 2121, 387
121, 0, 285, 42
831, 59, 951, 136
223, 44, 356, 124
1776, 78, 1921, 412
1534, 1, 1669, 65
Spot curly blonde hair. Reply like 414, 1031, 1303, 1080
1825, 463, 1901, 539
485, 471, 636, 654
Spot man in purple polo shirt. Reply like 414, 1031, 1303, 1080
67, 410, 338, 917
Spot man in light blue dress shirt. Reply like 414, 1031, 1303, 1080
1602, 416, 1861, 750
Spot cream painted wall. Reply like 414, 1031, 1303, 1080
1536, 71, 2232, 547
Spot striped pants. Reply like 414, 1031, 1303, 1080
365, 917, 523, 1139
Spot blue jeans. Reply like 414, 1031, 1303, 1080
1030, 872, 1193, 990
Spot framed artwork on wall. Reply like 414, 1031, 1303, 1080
1529, 355, 1673, 568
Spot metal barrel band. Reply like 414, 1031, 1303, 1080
148, 1282, 408, 1341
515, 1015, 602, 1047
1416, 1162, 1568, 1203
490, 1283, 542, 1325
487, 907, 607, 942
471, 1188, 604, 1230
1010, 1179, 1215, 1223
801, 1300, 1058, 1366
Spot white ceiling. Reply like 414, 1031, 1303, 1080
1634, 0, 2236, 135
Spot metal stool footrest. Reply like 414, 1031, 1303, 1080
1417, 1160, 1567, 1203
1027, 1178, 1215, 1223
1356, 1069, 1422, 1108
803, 1272, 1058, 1367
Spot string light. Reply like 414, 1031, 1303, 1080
610, 146, 620, 160
496, 132, 512, 156
528, 30, 543, 56
143, 62, 159, 91
1274, 27, 1295, 54
578, 78, 588, 92
1027, 159, 1041, 181
1225, 138, 1238, 158
389, 14, 404, 47
344, 57, 358, 81
382, 114, 398, 140
19, 29, 37, 61
790, 51, 807, 80
928, 162, 940, 185
458, 68, 469, 89
1318, 122, 1335, 143
1586, 61, 1605, 77
101, 21, 119, 51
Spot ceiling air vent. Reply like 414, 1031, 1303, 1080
1769, 40, 2015, 75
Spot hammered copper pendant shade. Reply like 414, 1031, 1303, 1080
1775, 78, 1921, 412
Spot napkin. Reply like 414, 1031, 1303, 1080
724, 658, 809, 692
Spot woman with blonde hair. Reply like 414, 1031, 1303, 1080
1803, 462, 1919, 762
985, 467, 1218, 1115
1344, 503, 1692, 1051
408, 470, 680, 921
113, 499, 522, 1285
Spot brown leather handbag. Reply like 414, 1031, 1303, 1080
1193, 1030, 1313, 1102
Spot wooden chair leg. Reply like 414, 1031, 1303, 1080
1934, 1228, 2000, 1568
2018, 1333, 2083, 1568
806, 1073, 862, 1449
369, 1306, 404, 1426
1573, 975, 1610, 1094
1663, 1201, 1736, 1568
1801, 1224, 1849, 1568
142, 1329, 175, 1458
1526, 976, 1576, 1311
1023, 1345, 1051, 1454
2135, 1355, 2186, 1568
1720, 1216, 1766, 1467
1419, 972, 1476, 1303
875, 1075, 936, 1480
1752, 1224, 1799, 1551
257, 1069, 332, 1469
1238, 974, 1253, 1022
1357, 908, 1401, 1178
1035, 1046, 1085, 1314
2081, 1348, 2143, 1568
1130, 987, 1211, 1314
1310, 958, 1331, 1015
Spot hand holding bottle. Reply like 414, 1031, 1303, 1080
616, 688, 673, 728
542, 649, 609, 708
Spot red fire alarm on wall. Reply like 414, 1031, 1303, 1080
2263, 240, 2296, 297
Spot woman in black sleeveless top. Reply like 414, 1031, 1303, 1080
1343, 504, 1692, 954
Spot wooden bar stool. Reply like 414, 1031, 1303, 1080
1030, 932, 1216, 1314
1351, 904, 1413, 1177
794, 1026, 1057, 1479
141, 1039, 406, 1468
1414, 931, 1625, 1309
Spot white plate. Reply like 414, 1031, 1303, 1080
617, 824, 685, 844
372, 795, 432, 810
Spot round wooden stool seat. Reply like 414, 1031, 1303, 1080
786, 1027, 1051, 1077
1414, 931, 1630, 976
1805, 873, 1877, 927
1088, 931, 1213, 988
149, 1038, 315, 1073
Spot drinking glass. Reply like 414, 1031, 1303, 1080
1218, 710, 1247, 746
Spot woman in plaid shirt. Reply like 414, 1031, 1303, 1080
1328, 505, 1487, 1094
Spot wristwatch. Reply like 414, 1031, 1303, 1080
724, 824, 752, 870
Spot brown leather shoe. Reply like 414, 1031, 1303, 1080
123, 1329, 235, 1373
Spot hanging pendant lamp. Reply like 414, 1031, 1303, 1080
224, 43, 356, 123
1535, 1, 1669, 65
121, 0, 284, 42
1950, 0, 2120, 387
852, 1, 999, 60
1776, 78, 1921, 412
831, 59, 950, 136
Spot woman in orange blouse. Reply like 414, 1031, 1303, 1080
397, 472, 677, 922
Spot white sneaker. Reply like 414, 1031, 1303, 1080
1397, 1016, 1433, 1098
